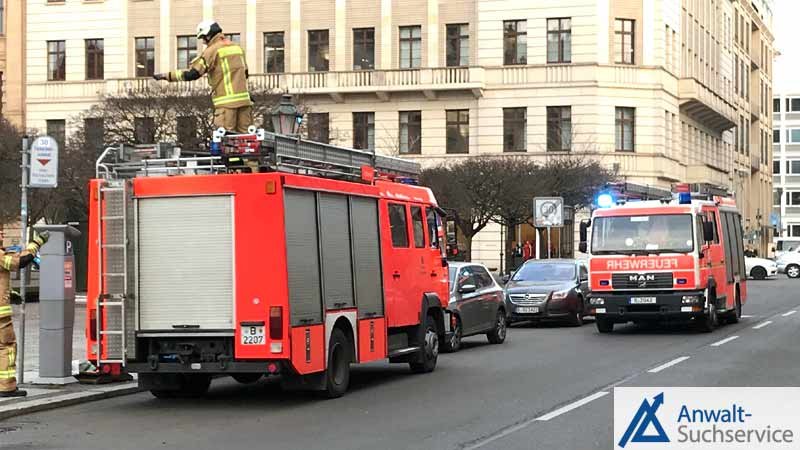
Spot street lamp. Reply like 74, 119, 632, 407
271, 94, 303, 136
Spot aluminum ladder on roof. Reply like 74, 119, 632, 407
94, 179, 135, 368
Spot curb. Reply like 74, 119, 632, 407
0, 384, 141, 421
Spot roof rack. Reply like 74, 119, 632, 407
95, 129, 421, 181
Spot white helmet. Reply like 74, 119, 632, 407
196, 20, 222, 41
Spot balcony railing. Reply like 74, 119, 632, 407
678, 78, 737, 132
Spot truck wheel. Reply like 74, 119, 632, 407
750, 266, 767, 280
322, 328, 351, 398
696, 300, 718, 333
442, 316, 462, 353
596, 318, 614, 333
410, 314, 439, 374
487, 309, 507, 344
151, 374, 211, 399
787, 264, 800, 279
725, 291, 742, 324
232, 373, 263, 384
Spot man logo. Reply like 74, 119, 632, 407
618, 392, 670, 448
628, 274, 656, 288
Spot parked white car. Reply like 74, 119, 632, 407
745, 257, 778, 280
776, 249, 800, 278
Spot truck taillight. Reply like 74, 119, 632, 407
269, 307, 283, 339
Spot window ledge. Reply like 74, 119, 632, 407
46, 1, 66, 5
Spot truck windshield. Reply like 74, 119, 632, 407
591, 214, 694, 254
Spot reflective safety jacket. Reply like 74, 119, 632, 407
0, 242, 39, 315
167, 33, 252, 109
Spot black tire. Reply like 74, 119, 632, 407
150, 389, 176, 399
487, 309, 507, 344
596, 318, 614, 333
787, 264, 800, 279
696, 296, 718, 333
442, 316, 462, 353
322, 328, 351, 398
750, 266, 767, 280
726, 290, 742, 324
568, 301, 584, 327
410, 314, 439, 374
232, 373, 263, 384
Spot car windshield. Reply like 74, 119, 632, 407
591, 214, 694, 254
512, 263, 575, 282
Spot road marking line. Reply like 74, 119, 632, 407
741, 315, 754, 319
710, 335, 739, 347
535, 391, 609, 422
648, 356, 690, 374
782, 310, 797, 317
753, 320, 773, 330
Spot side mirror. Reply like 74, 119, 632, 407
702, 221, 715, 242
579, 220, 590, 242
501, 274, 510, 284
698, 249, 705, 260
459, 284, 477, 294
441, 256, 448, 268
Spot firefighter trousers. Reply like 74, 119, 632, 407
0, 316, 17, 392
214, 105, 253, 134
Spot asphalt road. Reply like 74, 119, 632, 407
2, 278, 799, 450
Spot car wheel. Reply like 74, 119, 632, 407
568, 301, 584, 327
409, 314, 439, 374
750, 266, 767, 280
596, 318, 614, 333
442, 316, 463, 353
487, 309, 507, 344
787, 264, 800, 279
322, 328, 351, 398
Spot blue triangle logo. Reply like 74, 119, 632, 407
618, 393, 670, 448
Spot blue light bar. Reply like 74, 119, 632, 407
678, 192, 692, 204
596, 193, 614, 208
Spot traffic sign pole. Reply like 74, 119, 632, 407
18, 136, 29, 384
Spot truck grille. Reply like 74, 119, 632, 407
612, 272, 673, 289
508, 293, 548, 306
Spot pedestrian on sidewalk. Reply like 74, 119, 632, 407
0, 229, 48, 397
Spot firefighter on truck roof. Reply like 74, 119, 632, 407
153, 20, 254, 133
0, 229, 48, 397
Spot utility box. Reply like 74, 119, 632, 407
34, 224, 81, 384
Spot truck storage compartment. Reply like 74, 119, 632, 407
137, 195, 235, 331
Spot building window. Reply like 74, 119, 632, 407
308, 30, 329, 72
774, 188, 782, 206
353, 112, 374, 151
84, 118, 104, 153
614, 19, 635, 64
399, 26, 422, 69
788, 129, 800, 144
788, 98, 800, 113
789, 224, 800, 237
176, 116, 198, 148
446, 109, 469, 154
774, 98, 781, 113
546, 18, 571, 64
446, 24, 469, 67
134, 117, 155, 145
353, 28, 375, 70
503, 20, 527, 65
46, 120, 65, 150
503, 108, 526, 152
264, 32, 285, 73
177, 36, 197, 69
774, 160, 781, 174
787, 160, 800, 175
774, 129, 781, 143
135, 37, 155, 77
615, 107, 635, 151
547, 106, 572, 152
789, 192, 800, 207
47, 40, 66, 81
307, 113, 329, 144
399, 111, 422, 154
85, 39, 104, 80
225, 33, 241, 45
0, 0, 4, 34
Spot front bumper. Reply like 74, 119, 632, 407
777, 263, 787, 274
587, 291, 706, 322
767, 266, 779, 277
506, 299, 575, 322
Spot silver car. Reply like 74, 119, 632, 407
443, 262, 507, 352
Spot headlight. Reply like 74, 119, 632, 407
551, 289, 570, 300
589, 297, 605, 305
681, 295, 700, 304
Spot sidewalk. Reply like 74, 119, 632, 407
0, 300, 140, 420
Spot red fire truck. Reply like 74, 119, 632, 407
86, 132, 451, 398
579, 184, 747, 333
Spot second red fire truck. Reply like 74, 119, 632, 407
579, 184, 748, 333
86, 131, 454, 398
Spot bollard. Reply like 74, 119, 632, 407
33, 224, 81, 384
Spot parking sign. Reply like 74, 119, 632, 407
29, 136, 59, 188
533, 197, 564, 227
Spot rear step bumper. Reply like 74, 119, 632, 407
127, 360, 284, 374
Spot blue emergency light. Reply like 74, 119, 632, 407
678, 192, 692, 204
596, 193, 614, 208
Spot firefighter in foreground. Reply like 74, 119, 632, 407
0, 229, 48, 397
153, 20, 253, 133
